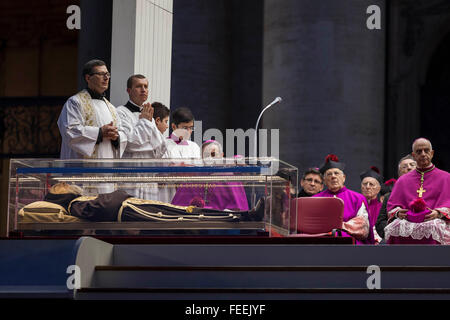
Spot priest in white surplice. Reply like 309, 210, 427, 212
116, 75, 167, 159
57, 59, 127, 160
116, 74, 168, 200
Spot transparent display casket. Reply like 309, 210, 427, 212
8, 158, 298, 237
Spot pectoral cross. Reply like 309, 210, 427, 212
417, 185, 426, 197
417, 172, 426, 198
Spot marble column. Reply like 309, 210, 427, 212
110, 0, 173, 107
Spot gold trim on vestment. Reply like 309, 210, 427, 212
76, 89, 118, 159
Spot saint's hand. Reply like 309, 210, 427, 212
101, 122, 119, 141
139, 103, 154, 121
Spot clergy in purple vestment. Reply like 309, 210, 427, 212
385, 138, 450, 244
313, 154, 374, 244
171, 140, 249, 211
360, 166, 384, 244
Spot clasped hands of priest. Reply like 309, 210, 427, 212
396, 208, 443, 221
101, 121, 119, 141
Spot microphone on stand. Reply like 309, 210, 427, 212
251, 97, 283, 207
253, 97, 282, 158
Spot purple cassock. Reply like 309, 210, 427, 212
171, 182, 249, 211
385, 165, 450, 244
314, 187, 375, 245
367, 198, 382, 228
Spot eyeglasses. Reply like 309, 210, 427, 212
90, 72, 111, 78
304, 178, 323, 184
179, 126, 195, 131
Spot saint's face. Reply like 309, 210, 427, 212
324, 168, 346, 193
86, 65, 110, 94
412, 141, 434, 169
361, 177, 381, 200
300, 173, 324, 195
398, 158, 417, 176
128, 77, 149, 106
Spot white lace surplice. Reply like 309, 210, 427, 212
384, 219, 450, 244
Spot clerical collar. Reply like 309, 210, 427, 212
169, 133, 189, 146
416, 164, 435, 174
124, 100, 142, 113
328, 186, 347, 195
86, 87, 106, 100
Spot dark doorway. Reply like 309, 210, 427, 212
421, 32, 450, 171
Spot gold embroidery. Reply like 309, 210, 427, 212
75, 90, 118, 159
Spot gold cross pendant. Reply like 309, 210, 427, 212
417, 186, 426, 197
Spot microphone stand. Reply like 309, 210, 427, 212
251, 97, 282, 207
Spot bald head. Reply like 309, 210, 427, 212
412, 138, 432, 152
411, 138, 434, 169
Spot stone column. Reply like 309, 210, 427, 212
110, 0, 173, 107
263, 0, 386, 189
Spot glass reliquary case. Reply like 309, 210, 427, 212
7, 158, 298, 237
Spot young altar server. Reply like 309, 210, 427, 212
163, 107, 201, 159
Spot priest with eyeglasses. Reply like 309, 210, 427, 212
57, 59, 127, 160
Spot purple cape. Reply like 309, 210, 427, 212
171, 182, 249, 211
387, 166, 450, 218
314, 187, 374, 244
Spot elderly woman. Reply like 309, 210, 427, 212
313, 154, 373, 244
